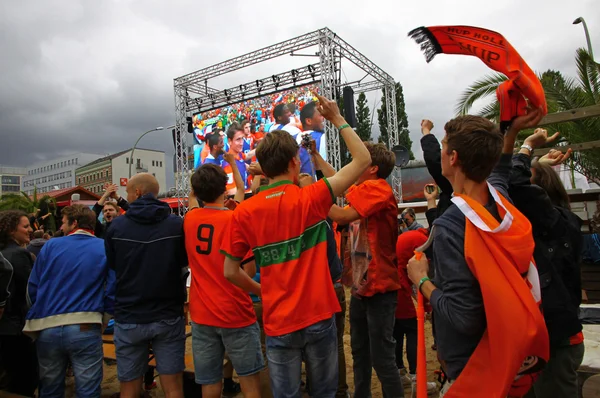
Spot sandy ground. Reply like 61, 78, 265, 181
66, 290, 440, 397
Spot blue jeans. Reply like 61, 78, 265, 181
36, 324, 103, 398
114, 316, 185, 382
266, 316, 338, 398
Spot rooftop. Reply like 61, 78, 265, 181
77, 148, 164, 170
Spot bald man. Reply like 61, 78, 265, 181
105, 173, 188, 398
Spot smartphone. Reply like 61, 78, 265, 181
425, 185, 436, 194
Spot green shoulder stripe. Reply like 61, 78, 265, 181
220, 250, 243, 261
323, 178, 335, 203
253, 220, 328, 267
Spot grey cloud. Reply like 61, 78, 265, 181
0, 0, 598, 190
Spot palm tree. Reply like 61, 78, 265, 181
455, 48, 600, 183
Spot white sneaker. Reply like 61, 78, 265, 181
409, 374, 438, 395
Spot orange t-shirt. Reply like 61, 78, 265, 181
221, 179, 341, 336
346, 179, 401, 296
184, 207, 257, 328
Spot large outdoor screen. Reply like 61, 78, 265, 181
191, 84, 320, 169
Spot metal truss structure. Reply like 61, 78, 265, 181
173, 27, 400, 213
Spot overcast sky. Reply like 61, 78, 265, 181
1, 0, 598, 188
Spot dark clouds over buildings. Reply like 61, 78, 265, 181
0, 0, 597, 187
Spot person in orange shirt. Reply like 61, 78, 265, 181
394, 228, 438, 395
221, 93, 372, 398
327, 142, 403, 398
184, 154, 263, 398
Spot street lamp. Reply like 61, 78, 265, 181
573, 17, 595, 60
128, 127, 164, 178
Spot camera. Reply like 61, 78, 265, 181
301, 134, 312, 149
425, 185, 436, 194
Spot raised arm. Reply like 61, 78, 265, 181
310, 139, 336, 178
224, 152, 247, 203
315, 93, 371, 197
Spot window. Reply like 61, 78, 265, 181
152, 160, 155, 167
159, 161, 163, 167
126, 157, 129, 164
68, 160, 71, 166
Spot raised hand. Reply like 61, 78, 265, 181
423, 184, 438, 201
524, 128, 560, 150
314, 93, 343, 125
507, 107, 544, 137
248, 162, 263, 176
223, 152, 235, 165
538, 148, 573, 166
421, 119, 434, 135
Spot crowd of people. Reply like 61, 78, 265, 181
0, 92, 587, 398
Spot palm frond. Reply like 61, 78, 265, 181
575, 48, 600, 105
477, 101, 501, 122
455, 73, 507, 116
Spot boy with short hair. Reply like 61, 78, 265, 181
222, 93, 371, 397
328, 142, 403, 397
184, 154, 263, 398
407, 115, 548, 397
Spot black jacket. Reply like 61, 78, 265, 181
93, 197, 130, 239
0, 252, 12, 309
0, 243, 34, 335
509, 154, 583, 346
420, 134, 453, 226
105, 194, 187, 324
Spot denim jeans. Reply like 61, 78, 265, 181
350, 291, 404, 398
266, 316, 338, 398
36, 324, 103, 398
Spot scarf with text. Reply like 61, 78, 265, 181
408, 25, 547, 131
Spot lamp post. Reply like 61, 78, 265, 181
128, 127, 164, 178
573, 17, 595, 60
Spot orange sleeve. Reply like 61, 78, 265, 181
346, 180, 388, 218
220, 208, 250, 261
302, 178, 335, 225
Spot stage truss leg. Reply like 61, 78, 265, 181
385, 83, 402, 203
174, 85, 189, 215
319, 29, 341, 172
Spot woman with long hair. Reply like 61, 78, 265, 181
0, 210, 38, 396
504, 118, 584, 398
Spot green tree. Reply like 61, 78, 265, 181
455, 49, 600, 183
0, 188, 58, 232
378, 82, 414, 159
355, 92, 372, 142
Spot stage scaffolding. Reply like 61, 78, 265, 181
173, 27, 400, 214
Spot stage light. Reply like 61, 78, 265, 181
291, 69, 299, 83
256, 79, 265, 92
307, 65, 316, 79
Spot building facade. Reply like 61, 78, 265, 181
76, 148, 166, 199
22, 154, 101, 196
0, 166, 27, 197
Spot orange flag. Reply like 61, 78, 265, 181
446, 184, 549, 398
408, 26, 547, 131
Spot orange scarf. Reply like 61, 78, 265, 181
446, 184, 549, 397
408, 26, 547, 130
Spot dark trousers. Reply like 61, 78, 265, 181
350, 291, 404, 398
393, 318, 417, 374
335, 284, 348, 398
524, 342, 585, 398
0, 334, 39, 396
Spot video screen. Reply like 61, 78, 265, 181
191, 84, 321, 169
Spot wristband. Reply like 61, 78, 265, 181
337, 123, 350, 132
418, 276, 431, 292
520, 144, 533, 154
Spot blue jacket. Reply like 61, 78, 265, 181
105, 194, 187, 324
23, 231, 115, 335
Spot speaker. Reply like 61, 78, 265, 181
342, 86, 357, 128
392, 145, 410, 167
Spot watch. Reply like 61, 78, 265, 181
520, 144, 533, 154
